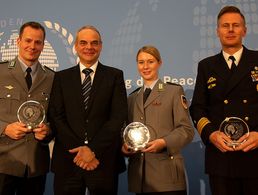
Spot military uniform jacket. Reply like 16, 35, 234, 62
0, 57, 54, 177
127, 80, 194, 193
190, 46, 258, 178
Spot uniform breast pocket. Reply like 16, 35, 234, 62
0, 90, 20, 114
32, 92, 50, 111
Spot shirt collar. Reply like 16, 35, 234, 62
222, 47, 243, 66
79, 61, 98, 73
144, 79, 159, 91
18, 56, 38, 76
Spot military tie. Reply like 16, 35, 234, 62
25, 67, 32, 90
82, 68, 93, 110
229, 56, 237, 72
143, 88, 151, 103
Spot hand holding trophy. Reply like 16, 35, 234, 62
123, 122, 150, 151
219, 117, 249, 149
17, 100, 45, 130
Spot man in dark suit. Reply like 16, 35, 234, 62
48, 25, 127, 195
190, 6, 258, 195
0, 21, 54, 195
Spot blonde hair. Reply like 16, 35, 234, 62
136, 45, 162, 62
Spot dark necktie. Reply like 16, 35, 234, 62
82, 68, 93, 110
229, 56, 237, 72
25, 67, 32, 90
143, 88, 151, 103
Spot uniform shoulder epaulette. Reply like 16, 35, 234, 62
129, 87, 141, 95
0, 60, 8, 64
166, 82, 181, 86
43, 65, 55, 72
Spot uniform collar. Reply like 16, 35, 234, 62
18, 56, 38, 77
144, 78, 159, 91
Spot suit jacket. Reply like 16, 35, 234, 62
127, 80, 194, 193
190, 46, 258, 178
0, 57, 54, 177
48, 62, 127, 190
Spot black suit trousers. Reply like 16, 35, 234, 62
54, 168, 118, 195
0, 173, 46, 195
209, 175, 258, 195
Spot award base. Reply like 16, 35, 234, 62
226, 139, 247, 149
226, 141, 240, 149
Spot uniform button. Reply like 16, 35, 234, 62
28, 94, 31, 97
141, 153, 144, 156
170, 156, 174, 160
140, 116, 144, 120
245, 117, 249, 121
243, 100, 248, 103
6, 94, 11, 98
86, 119, 89, 123
224, 100, 228, 104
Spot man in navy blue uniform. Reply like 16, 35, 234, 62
190, 6, 258, 195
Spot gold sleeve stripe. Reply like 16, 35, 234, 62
197, 117, 211, 135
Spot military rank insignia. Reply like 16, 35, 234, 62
181, 95, 188, 109
251, 66, 258, 82
158, 83, 164, 91
8, 60, 16, 68
197, 117, 211, 134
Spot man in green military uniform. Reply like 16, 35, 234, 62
0, 21, 54, 195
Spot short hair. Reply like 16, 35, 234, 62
75, 25, 102, 43
19, 21, 46, 40
217, 5, 246, 25
136, 45, 162, 62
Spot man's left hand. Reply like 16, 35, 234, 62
69, 146, 95, 164
235, 132, 258, 152
33, 123, 50, 140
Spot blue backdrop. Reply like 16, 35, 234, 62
1, 0, 258, 194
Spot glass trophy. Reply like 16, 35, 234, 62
219, 117, 249, 147
17, 100, 45, 130
123, 122, 150, 151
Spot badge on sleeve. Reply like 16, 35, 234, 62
181, 95, 188, 109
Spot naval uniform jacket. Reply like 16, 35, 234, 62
48, 62, 127, 191
127, 80, 194, 193
0, 57, 54, 177
190, 46, 258, 178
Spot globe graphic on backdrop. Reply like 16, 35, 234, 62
0, 30, 59, 70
